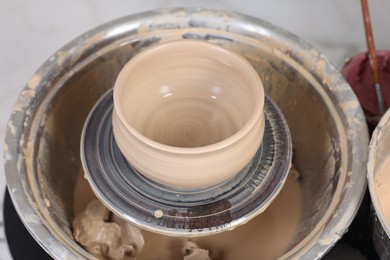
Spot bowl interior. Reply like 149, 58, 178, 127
114, 40, 261, 148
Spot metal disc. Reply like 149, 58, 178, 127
81, 89, 292, 236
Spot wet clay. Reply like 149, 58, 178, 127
73, 200, 144, 259
375, 157, 390, 224
73, 167, 301, 260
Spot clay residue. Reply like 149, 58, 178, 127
182, 240, 220, 260
3, 143, 12, 161
6, 120, 17, 136
73, 200, 144, 260
137, 23, 150, 34
28, 74, 41, 89
56, 51, 67, 66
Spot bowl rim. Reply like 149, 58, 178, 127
112, 39, 265, 155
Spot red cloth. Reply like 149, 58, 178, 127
342, 51, 390, 123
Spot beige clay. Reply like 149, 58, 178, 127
73, 200, 144, 260
375, 157, 390, 224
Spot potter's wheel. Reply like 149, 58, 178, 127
81, 90, 292, 236
2, 8, 369, 258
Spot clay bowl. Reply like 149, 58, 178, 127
112, 40, 265, 189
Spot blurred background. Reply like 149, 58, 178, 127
1, 0, 389, 259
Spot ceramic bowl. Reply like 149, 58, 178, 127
112, 40, 265, 189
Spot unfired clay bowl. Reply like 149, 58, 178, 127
112, 40, 265, 189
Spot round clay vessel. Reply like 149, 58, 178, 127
112, 40, 265, 189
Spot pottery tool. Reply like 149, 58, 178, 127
361, 0, 385, 114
